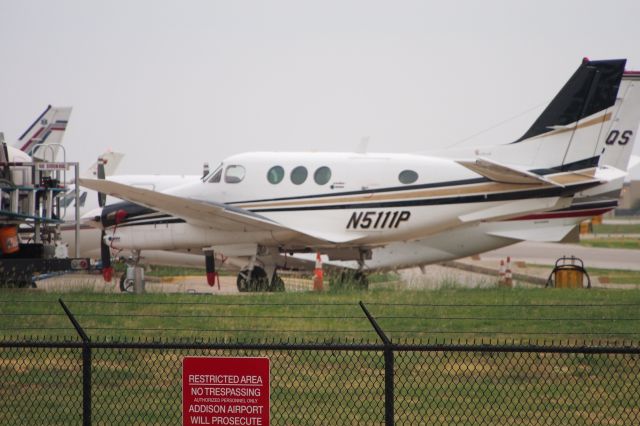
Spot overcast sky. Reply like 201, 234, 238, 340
1, 0, 639, 176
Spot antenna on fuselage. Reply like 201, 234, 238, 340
355, 137, 370, 154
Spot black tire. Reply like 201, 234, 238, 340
270, 273, 285, 292
236, 267, 269, 292
353, 271, 369, 290
119, 272, 134, 293
237, 269, 251, 292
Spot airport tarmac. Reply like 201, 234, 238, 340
31, 241, 638, 293
34, 273, 241, 294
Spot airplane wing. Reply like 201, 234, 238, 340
457, 157, 563, 186
79, 178, 364, 245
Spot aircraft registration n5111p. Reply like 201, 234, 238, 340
81, 59, 640, 290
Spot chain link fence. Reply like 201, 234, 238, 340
2, 300, 640, 425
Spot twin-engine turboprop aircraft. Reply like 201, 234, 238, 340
80, 59, 640, 290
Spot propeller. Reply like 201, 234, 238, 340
96, 157, 113, 282
97, 157, 107, 207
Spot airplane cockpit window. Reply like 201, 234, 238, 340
290, 166, 308, 185
207, 166, 223, 183
267, 166, 285, 184
399, 169, 418, 184
314, 166, 331, 185
225, 165, 246, 183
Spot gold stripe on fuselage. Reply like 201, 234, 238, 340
236, 168, 598, 210
532, 112, 612, 139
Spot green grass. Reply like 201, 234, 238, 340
2, 288, 640, 424
144, 264, 206, 277
579, 237, 640, 250
528, 263, 640, 285
3, 343, 638, 425
592, 223, 640, 234
580, 267, 640, 284
1, 287, 639, 343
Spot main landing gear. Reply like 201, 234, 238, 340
236, 266, 285, 292
204, 249, 284, 293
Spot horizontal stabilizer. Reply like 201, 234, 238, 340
457, 157, 562, 186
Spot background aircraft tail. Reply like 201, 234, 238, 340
16, 105, 72, 161
81, 151, 125, 179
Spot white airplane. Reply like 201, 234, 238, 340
15, 105, 72, 162
2, 105, 73, 185
60, 167, 202, 265
80, 59, 640, 290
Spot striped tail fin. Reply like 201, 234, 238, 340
16, 105, 72, 161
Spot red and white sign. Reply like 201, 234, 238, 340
183, 357, 270, 426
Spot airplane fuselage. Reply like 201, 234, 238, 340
96, 151, 602, 253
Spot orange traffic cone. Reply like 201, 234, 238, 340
498, 259, 505, 285
505, 256, 513, 287
313, 252, 324, 291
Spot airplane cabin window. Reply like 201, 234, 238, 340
267, 166, 285, 184
225, 165, 246, 183
290, 166, 308, 185
208, 168, 222, 183
399, 169, 418, 184
314, 166, 331, 185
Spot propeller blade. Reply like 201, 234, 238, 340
97, 157, 107, 207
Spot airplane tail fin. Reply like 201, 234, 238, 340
16, 105, 73, 161
81, 151, 125, 178
599, 71, 640, 172
510, 59, 640, 174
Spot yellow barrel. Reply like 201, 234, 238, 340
579, 221, 590, 234
0, 226, 19, 254
555, 269, 583, 288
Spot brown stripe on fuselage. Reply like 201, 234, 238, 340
237, 168, 598, 210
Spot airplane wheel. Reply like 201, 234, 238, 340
119, 273, 135, 293
237, 270, 250, 292
354, 271, 369, 290
270, 274, 285, 292
237, 267, 269, 292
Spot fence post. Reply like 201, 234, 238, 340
360, 301, 394, 426
59, 298, 91, 426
